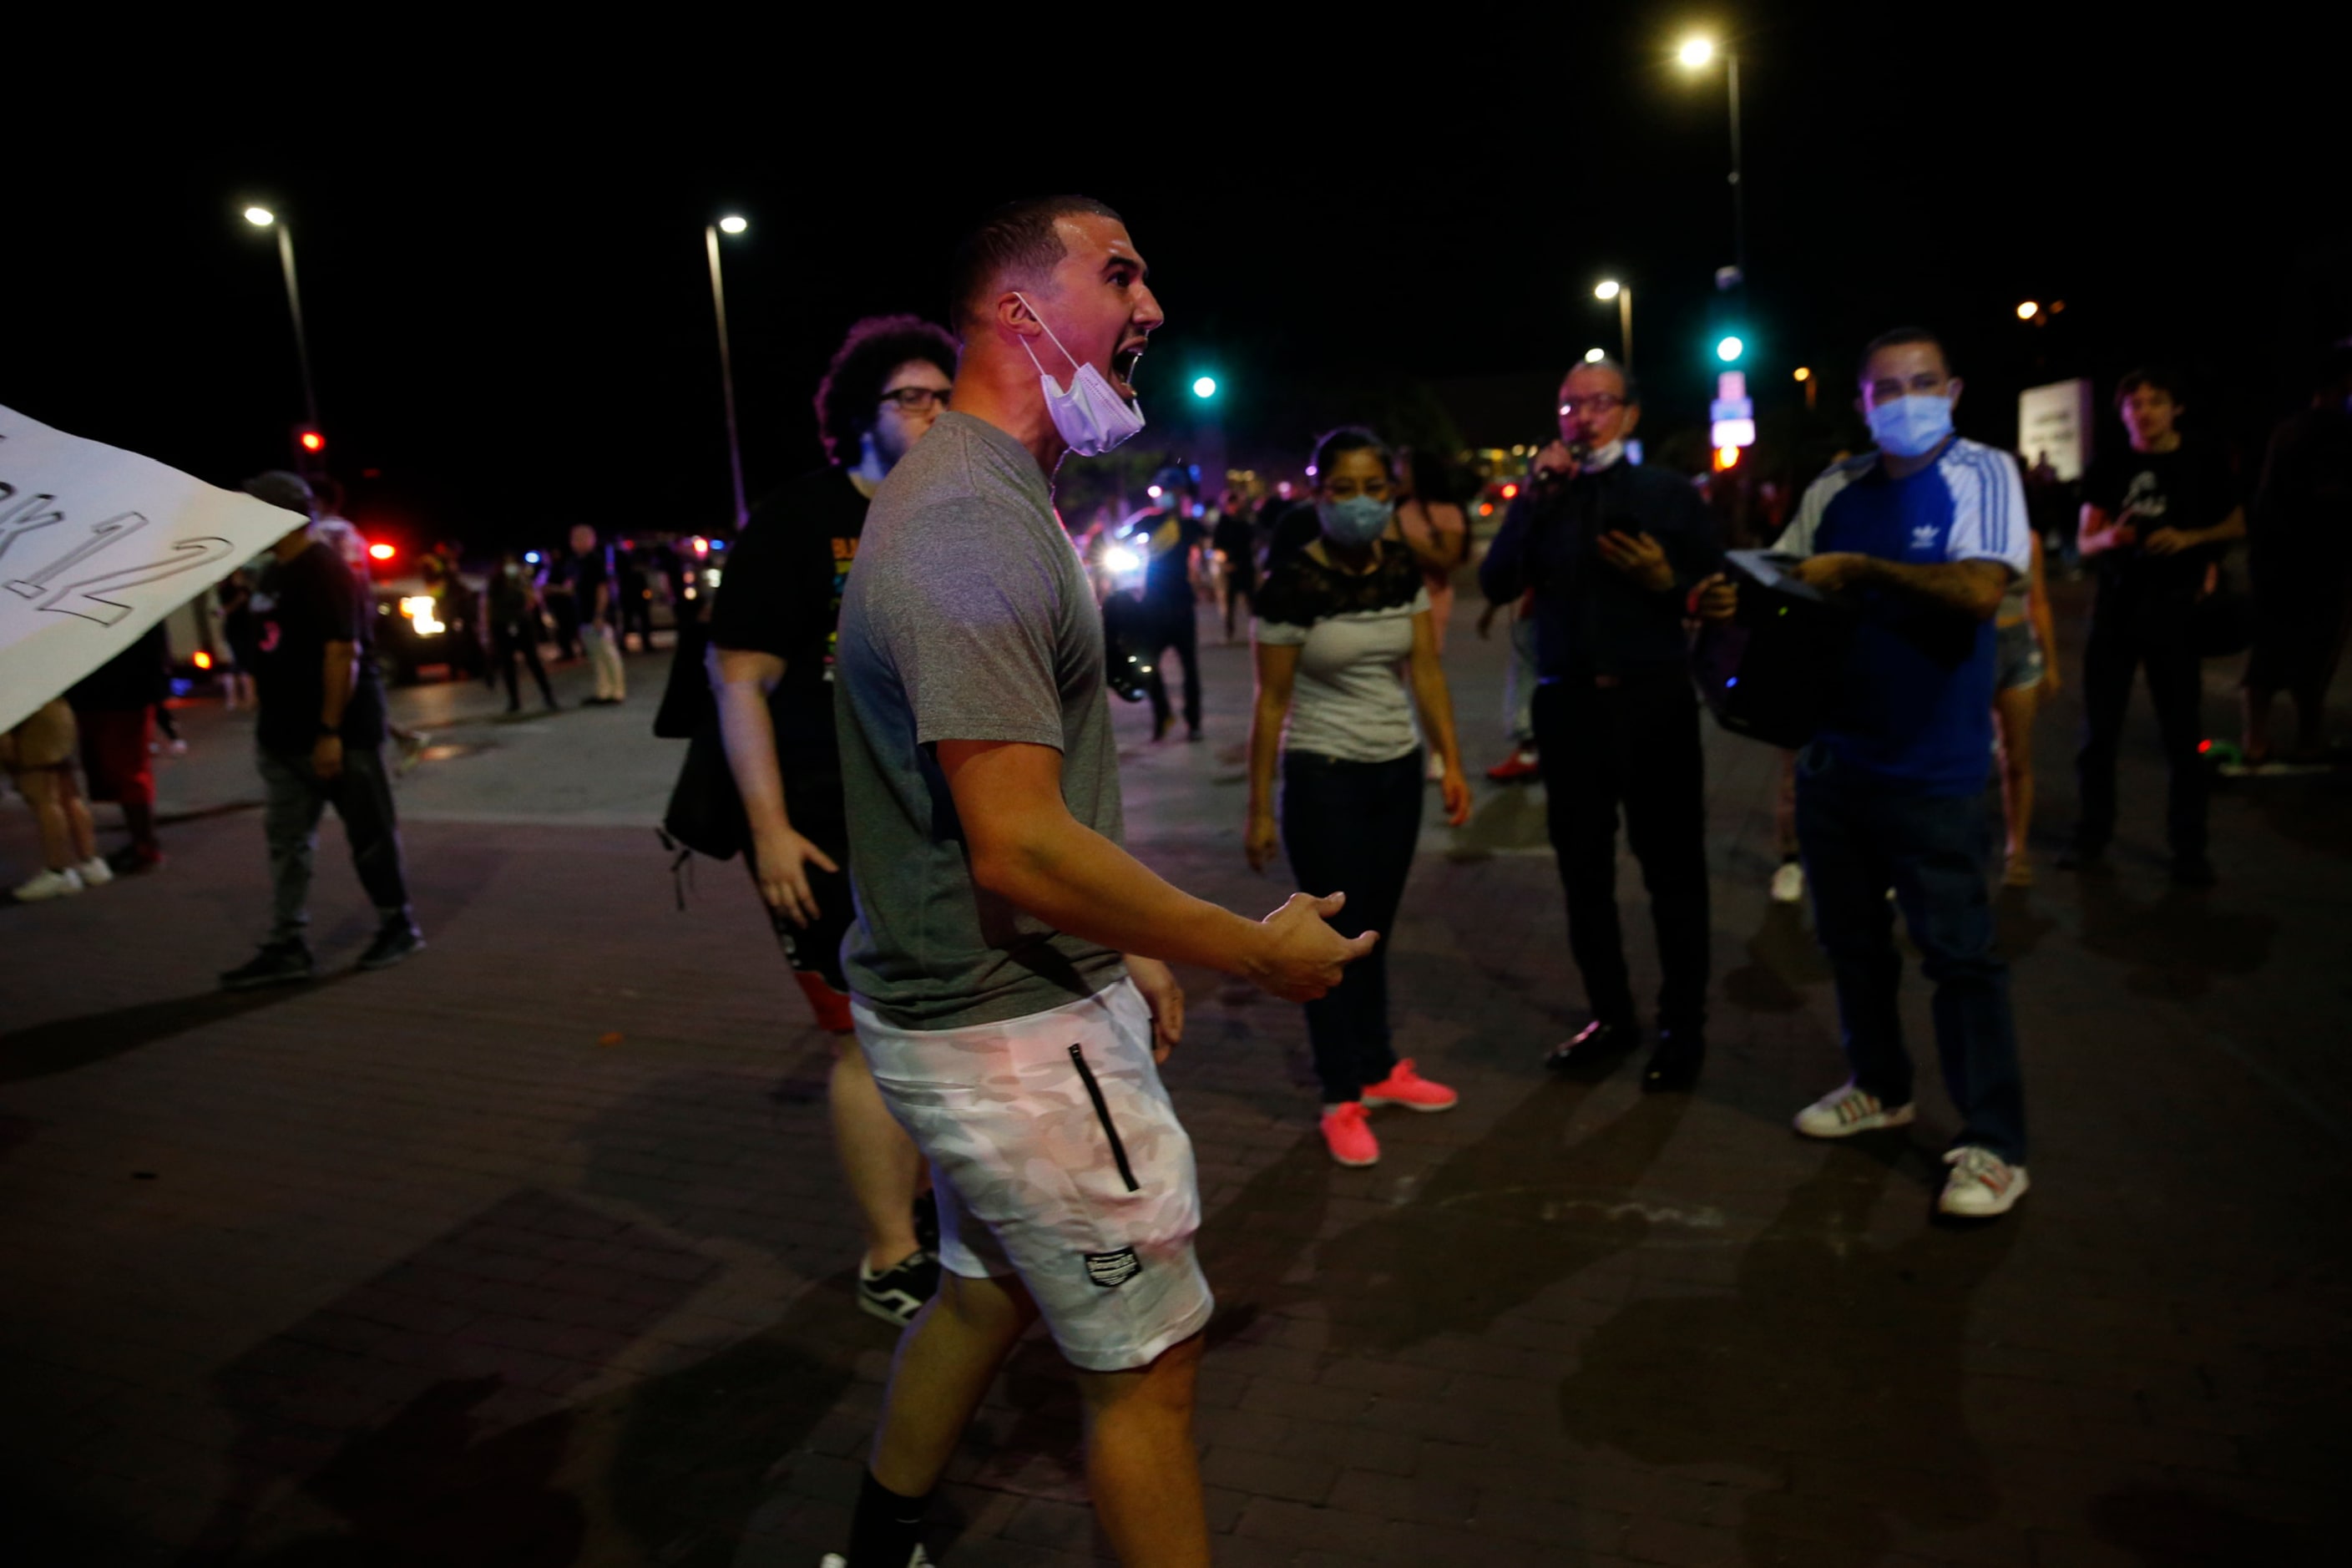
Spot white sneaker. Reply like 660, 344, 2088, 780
818, 1550, 929, 1568
1939, 1146, 2029, 1216
12, 867, 85, 902
1793, 1081, 1916, 1140
1770, 861, 1806, 904
76, 857, 114, 888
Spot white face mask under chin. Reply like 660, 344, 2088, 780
1014, 292, 1146, 457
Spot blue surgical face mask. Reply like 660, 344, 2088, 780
1317, 494, 1392, 547
1868, 393, 1955, 459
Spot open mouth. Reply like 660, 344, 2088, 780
1110, 338, 1146, 399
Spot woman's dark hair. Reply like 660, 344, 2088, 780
814, 314, 960, 463
1309, 425, 1393, 484
2114, 367, 2187, 408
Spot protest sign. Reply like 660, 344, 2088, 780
0, 404, 303, 734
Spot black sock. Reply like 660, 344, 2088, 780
846, 1469, 928, 1567
1780, 851, 1800, 866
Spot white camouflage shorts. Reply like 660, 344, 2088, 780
852, 977, 1213, 1372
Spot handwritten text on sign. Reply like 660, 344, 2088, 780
0, 404, 304, 733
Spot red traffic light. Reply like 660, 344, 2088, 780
298, 429, 325, 453
367, 542, 396, 562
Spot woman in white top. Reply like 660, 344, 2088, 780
1247, 428, 1474, 1168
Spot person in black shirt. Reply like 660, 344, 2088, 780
2065, 369, 2244, 886
2241, 352, 2352, 765
487, 550, 559, 712
617, 540, 655, 652
1129, 463, 1211, 741
709, 313, 959, 1327
220, 471, 421, 989
1479, 357, 1722, 1090
1211, 488, 1259, 644
571, 524, 626, 705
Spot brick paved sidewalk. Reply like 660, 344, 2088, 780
3, 596, 2349, 1566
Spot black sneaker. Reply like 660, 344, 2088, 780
857, 1250, 940, 1327
357, 923, 426, 971
1544, 1018, 1636, 1071
1641, 1033, 1706, 1095
220, 941, 315, 991
2171, 854, 2217, 889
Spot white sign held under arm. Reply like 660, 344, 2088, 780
0, 404, 303, 734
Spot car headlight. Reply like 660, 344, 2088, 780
399, 595, 446, 635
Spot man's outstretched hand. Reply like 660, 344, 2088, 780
1246, 891, 1378, 1002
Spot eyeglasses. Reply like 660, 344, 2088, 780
1558, 394, 1625, 417
880, 387, 951, 412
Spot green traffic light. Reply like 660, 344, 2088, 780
1191, 376, 1218, 400
1716, 336, 1745, 363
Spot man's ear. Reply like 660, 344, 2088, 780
1620, 403, 1644, 438
999, 291, 1044, 339
1945, 375, 1965, 413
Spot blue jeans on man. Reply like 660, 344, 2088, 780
1796, 745, 2026, 1162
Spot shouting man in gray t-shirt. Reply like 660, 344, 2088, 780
826, 197, 1371, 1568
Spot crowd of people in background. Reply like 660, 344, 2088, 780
6, 187, 2351, 1568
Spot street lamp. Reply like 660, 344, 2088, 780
1191, 375, 1218, 399
1593, 279, 1634, 374
706, 215, 750, 530
1677, 33, 1746, 292
1583, 347, 1607, 364
2016, 300, 2041, 321
239, 202, 322, 451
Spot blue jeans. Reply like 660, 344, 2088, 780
1281, 749, 1424, 1104
1795, 747, 2026, 1161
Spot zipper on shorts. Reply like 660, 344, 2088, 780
1069, 1044, 1141, 1193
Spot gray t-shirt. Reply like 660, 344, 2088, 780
835, 412, 1128, 1029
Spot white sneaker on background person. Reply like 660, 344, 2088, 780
75, 857, 114, 888
1938, 1145, 2029, 1216
1770, 860, 1806, 904
12, 867, 85, 902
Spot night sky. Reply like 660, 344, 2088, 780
13, 9, 2343, 550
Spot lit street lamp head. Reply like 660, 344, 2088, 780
243, 206, 276, 227
1595, 280, 1622, 301
718, 215, 747, 235
1584, 347, 1607, 363
2016, 301, 2040, 321
1678, 37, 1715, 68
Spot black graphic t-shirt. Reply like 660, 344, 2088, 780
710, 466, 870, 766
2082, 441, 2240, 608
1135, 508, 1209, 614
571, 544, 615, 625
250, 539, 387, 756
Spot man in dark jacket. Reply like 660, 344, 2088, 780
1479, 357, 1720, 1090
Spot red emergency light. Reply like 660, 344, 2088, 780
367, 542, 396, 562
298, 430, 325, 453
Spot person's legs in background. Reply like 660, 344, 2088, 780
1166, 606, 1201, 739
1535, 680, 1637, 1041
1618, 677, 1711, 1088
585, 622, 626, 703
1770, 749, 1806, 903
1992, 624, 2044, 887
1488, 603, 1541, 781
2140, 620, 2213, 883
2066, 607, 2137, 867
1795, 756, 1914, 1117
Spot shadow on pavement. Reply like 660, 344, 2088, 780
1198, 1080, 1691, 1359
1557, 1139, 2017, 1563
0, 979, 354, 1086
2086, 1481, 2310, 1565
1722, 902, 1832, 1014
2074, 876, 2279, 1001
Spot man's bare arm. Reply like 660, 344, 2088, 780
1798, 554, 2009, 620
937, 738, 1368, 1000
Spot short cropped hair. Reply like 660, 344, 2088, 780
948, 195, 1124, 336
1309, 425, 1392, 482
1560, 355, 1641, 407
2114, 367, 2187, 407
813, 314, 960, 463
1857, 326, 1951, 384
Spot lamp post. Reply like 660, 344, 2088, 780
1677, 37, 1746, 292
706, 215, 751, 531
1594, 279, 1633, 377
241, 205, 322, 443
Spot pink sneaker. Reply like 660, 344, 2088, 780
1360, 1058, 1459, 1113
1320, 1102, 1380, 1166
